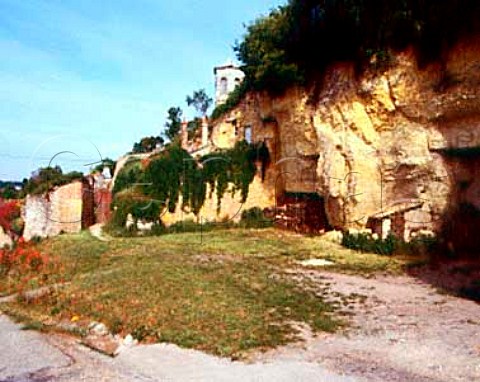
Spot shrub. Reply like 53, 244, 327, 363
165, 219, 239, 235
395, 233, 439, 257
342, 231, 396, 256
459, 280, 480, 302
29, 236, 43, 245
110, 191, 162, 228
342, 230, 438, 257
102, 223, 138, 238
0, 200, 22, 238
106, 219, 231, 238
149, 223, 168, 236
0, 242, 47, 276
239, 207, 273, 229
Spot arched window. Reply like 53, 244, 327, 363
234, 77, 241, 87
220, 77, 228, 95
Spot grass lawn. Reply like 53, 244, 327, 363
0, 228, 417, 357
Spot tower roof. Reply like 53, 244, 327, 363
214, 58, 239, 74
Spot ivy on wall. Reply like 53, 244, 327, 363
210, 81, 248, 121
112, 159, 145, 195
112, 141, 269, 224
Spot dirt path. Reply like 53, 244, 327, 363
251, 270, 480, 382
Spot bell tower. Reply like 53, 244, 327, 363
214, 59, 245, 106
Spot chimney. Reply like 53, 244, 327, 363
201, 116, 209, 147
181, 119, 188, 150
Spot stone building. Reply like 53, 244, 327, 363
214, 59, 245, 106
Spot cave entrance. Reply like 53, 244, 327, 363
440, 148, 480, 254
273, 192, 331, 234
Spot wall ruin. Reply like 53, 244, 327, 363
23, 180, 93, 241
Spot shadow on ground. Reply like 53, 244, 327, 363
407, 257, 480, 302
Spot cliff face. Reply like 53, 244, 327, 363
213, 37, 480, 245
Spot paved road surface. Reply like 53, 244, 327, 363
0, 314, 357, 382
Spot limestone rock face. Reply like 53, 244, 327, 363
212, 37, 480, 240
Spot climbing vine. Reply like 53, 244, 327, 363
112, 141, 269, 224
112, 159, 145, 195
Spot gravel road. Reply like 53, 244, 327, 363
252, 271, 480, 382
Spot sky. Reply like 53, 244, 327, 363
0, 0, 284, 181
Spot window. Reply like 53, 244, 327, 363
244, 125, 252, 144
233, 120, 239, 137
220, 77, 228, 95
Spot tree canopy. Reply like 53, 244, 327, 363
0, 182, 22, 200
23, 166, 84, 195
234, 0, 480, 96
164, 107, 183, 142
186, 89, 213, 117
131, 137, 164, 154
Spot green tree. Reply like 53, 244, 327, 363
1, 184, 19, 200
234, 0, 480, 95
164, 107, 183, 142
23, 166, 84, 195
234, 5, 303, 95
131, 137, 164, 154
186, 89, 213, 117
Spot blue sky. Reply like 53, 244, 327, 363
0, 0, 284, 180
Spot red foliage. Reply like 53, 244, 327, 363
0, 241, 47, 276
0, 200, 20, 233
141, 158, 151, 169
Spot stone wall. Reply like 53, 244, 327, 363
95, 188, 112, 224
161, 166, 276, 226
23, 181, 91, 241
0, 227, 13, 248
